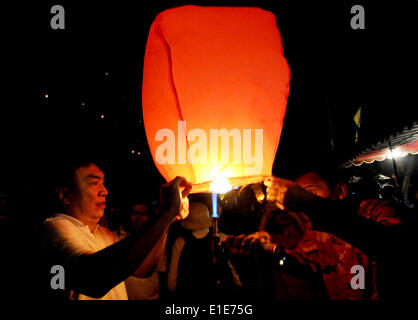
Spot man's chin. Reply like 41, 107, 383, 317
93, 210, 105, 220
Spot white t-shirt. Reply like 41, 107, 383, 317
118, 226, 162, 300
43, 213, 128, 300
124, 273, 159, 300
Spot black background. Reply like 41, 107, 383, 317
1, 0, 417, 211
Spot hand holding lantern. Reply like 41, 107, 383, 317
160, 176, 193, 221
264, 176, 314, 212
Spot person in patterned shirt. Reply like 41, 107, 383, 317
287, 169, 398, 299
262, 164, 410, 299
259, 188, 377, 299
225, 166, 401, 299
273, 168, 400, 299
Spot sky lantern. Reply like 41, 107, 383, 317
142, 5, 290, 193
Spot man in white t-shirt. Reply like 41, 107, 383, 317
43, 159, 191, 300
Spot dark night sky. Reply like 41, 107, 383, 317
1, 0, 417, 208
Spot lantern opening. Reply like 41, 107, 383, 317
209, 173, 232, 194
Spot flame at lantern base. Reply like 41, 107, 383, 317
192, 175, 269, 193
209, 173, 232, 194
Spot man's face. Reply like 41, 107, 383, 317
68, 163, 108, 221
129, 204, 149, 231
295, 171, 332, 199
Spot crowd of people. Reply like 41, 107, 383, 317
0, 157, 415, 301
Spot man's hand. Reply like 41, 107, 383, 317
264, 176, 314, 212
222, 232, 272, 256
175, 196, 189, 221
160, 176, 193, 220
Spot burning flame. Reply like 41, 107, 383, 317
209, 170, 232, 219
209, 173, 231, 219
209, 172, 232, 194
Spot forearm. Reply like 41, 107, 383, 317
65, 209, 175, 298
133, 227, 169, 278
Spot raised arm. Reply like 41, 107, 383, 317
50, 176, 192, 298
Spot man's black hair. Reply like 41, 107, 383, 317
54, 156, 105, 190
52, 155, 105, 215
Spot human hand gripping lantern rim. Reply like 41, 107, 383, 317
142, 5, 290, 193
160, 176, 192, 221
264, 176, 315, 213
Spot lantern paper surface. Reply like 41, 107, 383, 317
142, 5, 290, 192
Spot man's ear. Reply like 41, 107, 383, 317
335, 183, 348, 200
57, 186, 71, 206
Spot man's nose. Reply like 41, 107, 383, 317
100, 184, 108, 197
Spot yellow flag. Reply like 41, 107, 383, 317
353, 107, 361, 143
353, 107, 361, 128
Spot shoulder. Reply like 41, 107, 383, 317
42, 215, 95, 257
44, 214, 72, 225
43, 215, 79, 236
96, 225, 120, 244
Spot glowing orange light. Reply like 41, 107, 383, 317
142, 6, 290, 192
209, 173, 232, 194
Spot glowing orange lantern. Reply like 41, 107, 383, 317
142, 5, 290, 193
